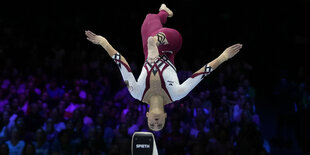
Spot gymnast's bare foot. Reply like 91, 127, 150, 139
159, 3, 173, 17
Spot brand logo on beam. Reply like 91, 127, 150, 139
136, 144, 150, 148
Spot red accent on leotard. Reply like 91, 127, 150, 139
113, 59, 132, 72
141, 56, 174, 101
191, 72, 210, 78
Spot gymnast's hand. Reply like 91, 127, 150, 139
85, 30, 109, 48
218, 44, 243, 62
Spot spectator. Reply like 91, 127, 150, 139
49, 108, 66, 133
24, 102, 44, 133
46, 80, 65, 100
50, 129, 76, 155
22, 142, 35, 155
42, 118, 57, 143
32, 128, 49, 155
0, 111, 10, 143
5, 127, 25, 155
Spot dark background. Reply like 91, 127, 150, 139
1, 0, 309, 95
1, 0, 310, 154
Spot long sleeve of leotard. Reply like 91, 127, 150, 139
165, 47, 238, 101
164, 64, 213, 101
164, 42, 241, 102
98, 38, 146, 101
110, 52, 146, 101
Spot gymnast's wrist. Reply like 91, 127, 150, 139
98, 37, 110, 48
217, 53, 228, 64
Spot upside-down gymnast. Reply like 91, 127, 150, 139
85, 4, 242, 131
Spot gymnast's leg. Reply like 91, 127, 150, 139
141, 4, 173, 60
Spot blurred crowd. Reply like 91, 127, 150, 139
271, 68, 310, 154
0, 43, 271, 155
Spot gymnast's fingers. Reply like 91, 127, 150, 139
232, 44, 242, 50
86, 30, 96, 37
230, 43, 241, 49
85, 30, 96, 38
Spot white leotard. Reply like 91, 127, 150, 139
112, 53, 213, 103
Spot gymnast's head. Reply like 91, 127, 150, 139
146, 95, 167, 131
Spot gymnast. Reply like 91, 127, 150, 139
85, 4, 242, 131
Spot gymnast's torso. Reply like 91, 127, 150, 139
140, 54, 178, 104
125, 54, 181, 104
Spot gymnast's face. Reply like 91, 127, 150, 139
146, 111, 167, 131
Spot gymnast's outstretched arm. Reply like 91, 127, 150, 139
170, 44, 243, 101
85, 30, 145, 100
